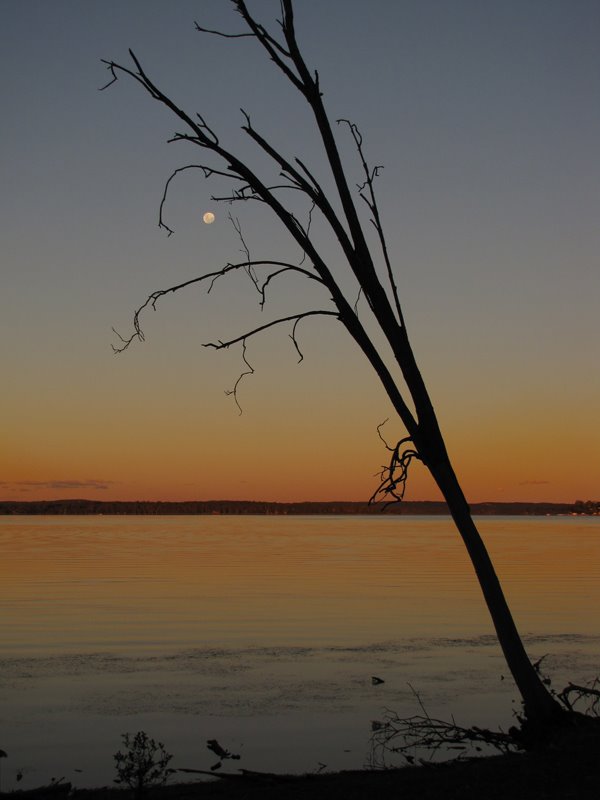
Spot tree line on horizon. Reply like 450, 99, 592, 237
0, 498, 597, 516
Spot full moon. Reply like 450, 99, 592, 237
203, 211, 215, 224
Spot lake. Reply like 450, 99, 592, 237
1, 515, 598, 787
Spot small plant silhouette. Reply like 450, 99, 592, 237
113, 731, 173, 799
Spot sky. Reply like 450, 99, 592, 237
1, 0, 598, 504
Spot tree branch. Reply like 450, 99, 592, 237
338, 118, 404, 327
239, 112, 366, 284
289, 316, 307, 363
369, 421, 421, 509
241, 111, 315, 195
224, 338, 255, 415
112, 261, 325, 353
233, 1, 303, 91
104, 25, 421, 439
258, 265, 309, 308
158, 164, 236, 236
229, 214, 260, 293
212, 311, 339, 412
203, 310, 338, 352
193, 21, 254, 40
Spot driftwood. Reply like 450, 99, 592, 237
558, 681, 600, 716
369, 675, 600, 769
5, 782, 72, 799
177, 767, 289, 783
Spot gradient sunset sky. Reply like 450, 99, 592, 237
1, 1, 598, 504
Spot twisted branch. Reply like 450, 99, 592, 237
370, 420, 421, 508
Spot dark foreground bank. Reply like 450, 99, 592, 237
8, 732, 599, 800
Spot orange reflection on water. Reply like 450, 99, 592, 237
1, 515, 599, 656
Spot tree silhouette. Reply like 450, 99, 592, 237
102, 0, 563, 726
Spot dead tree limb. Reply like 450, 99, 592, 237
369, 685, 516, 769
111, 260, 324, 353
370, 710, 516, 769
558, 680, 600, 716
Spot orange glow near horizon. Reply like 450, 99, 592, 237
2, 400, 597, 505
2, 312, 597, 506
3, 334, 598, 506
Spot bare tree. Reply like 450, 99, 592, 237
102, 1, 563, 728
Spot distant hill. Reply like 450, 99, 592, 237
1, 498, 597, 515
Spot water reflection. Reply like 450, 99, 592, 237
2, 515, 599, 654
0, 515, 599, 786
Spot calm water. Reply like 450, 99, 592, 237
1, 515, 599, 786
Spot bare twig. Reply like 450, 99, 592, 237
369, 421, 421, 509
202, 310, 335, 411
203, 309, 338, 352
298, 201, 316, 265
558, 680, 600, 716
353, 286, 364, 316
119, 304, 329, 412
369, 686, 516, 769
111, 260, 325, 353
532, 656, 600, 717
258, 264, 316, 309
370, 710, 516, 769
158, 164, 235, 236
193, 22, 254, 40
289, 317, 306, 363
233, 1, 303, 92
229, 214, 259, 291
338, 118, 404, 328
224, 339, 254, 415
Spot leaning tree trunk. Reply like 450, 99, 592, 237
344, 303, 564, 727
376, 319, 565, 726
428, 456, 564, 725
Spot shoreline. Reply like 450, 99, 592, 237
9, 736, 600, 800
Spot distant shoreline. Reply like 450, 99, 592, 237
1, 499, 598, 516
